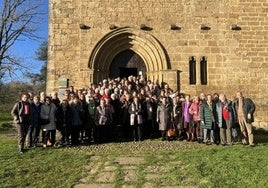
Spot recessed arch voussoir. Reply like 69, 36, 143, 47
88, 27, 168, 83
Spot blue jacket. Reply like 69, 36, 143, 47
216, 100, 235, 128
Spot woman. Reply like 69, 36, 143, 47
128, 97, 143, 141
11, 93, 32, 153
157, 96, 172, 141
181, 94, 193, 141
172, 97, 182, 140
40, 96, 57, 147
189, 96, 202, 142
200, 94, 217, 144
120, 93, 132, 139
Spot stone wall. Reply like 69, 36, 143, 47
47, 0, 268, 127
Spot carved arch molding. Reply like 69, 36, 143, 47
88, 27, 179, 89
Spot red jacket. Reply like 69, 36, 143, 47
189, 101, 201, 121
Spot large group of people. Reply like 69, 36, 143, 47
11, 75, 256, 153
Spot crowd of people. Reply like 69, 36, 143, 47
11, 75, 256, 153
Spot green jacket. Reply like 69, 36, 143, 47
200, 101, 216, 129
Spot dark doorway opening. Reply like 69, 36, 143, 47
109, 49, 146, 79
120, 67, 137, 78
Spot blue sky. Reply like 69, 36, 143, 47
7, 0, 49, 81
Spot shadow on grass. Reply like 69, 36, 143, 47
1, 124, 267, 146
254, 127, 268, 144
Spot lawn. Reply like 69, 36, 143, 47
0, 113, 268, 187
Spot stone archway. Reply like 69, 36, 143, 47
88, 27, 179, 89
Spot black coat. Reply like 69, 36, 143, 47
57, 106, 72, 130
233, 97, 255, 123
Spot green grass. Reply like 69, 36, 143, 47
136, 144, 268, 188
0, 127, 268, 187
0, 135, 89, 188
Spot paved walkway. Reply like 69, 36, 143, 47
74, 154, 197, 188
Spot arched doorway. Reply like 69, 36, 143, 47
109, 49, 146, 78
88, 27, 180, 90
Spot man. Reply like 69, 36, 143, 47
27, 95, 42, 147
51, 91, 61, 109
215, 94, 233, 146
11, 93, 32, 153
94, 99, 113, 143
233, 91, 255, 146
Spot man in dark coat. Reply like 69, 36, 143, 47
57, 99, 72, 145
233, 91, 255, 146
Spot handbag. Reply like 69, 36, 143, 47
40, 118, 50, 125
167, 123, 178, 137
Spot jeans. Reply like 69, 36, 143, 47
203, 129, 215, 143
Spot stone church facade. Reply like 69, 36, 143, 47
47, 0, 268, 127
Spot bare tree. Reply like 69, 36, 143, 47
0, 0, 43, 81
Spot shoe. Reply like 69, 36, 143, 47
250, 144, 255, 147
43, 144, 47, 148
18, 148, 24, 154
242, 140, 248, 145
186, 136, 190, 142
47, 140, 52, 146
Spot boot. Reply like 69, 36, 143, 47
186, 133, 190, 141
191, 134, 195, 142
